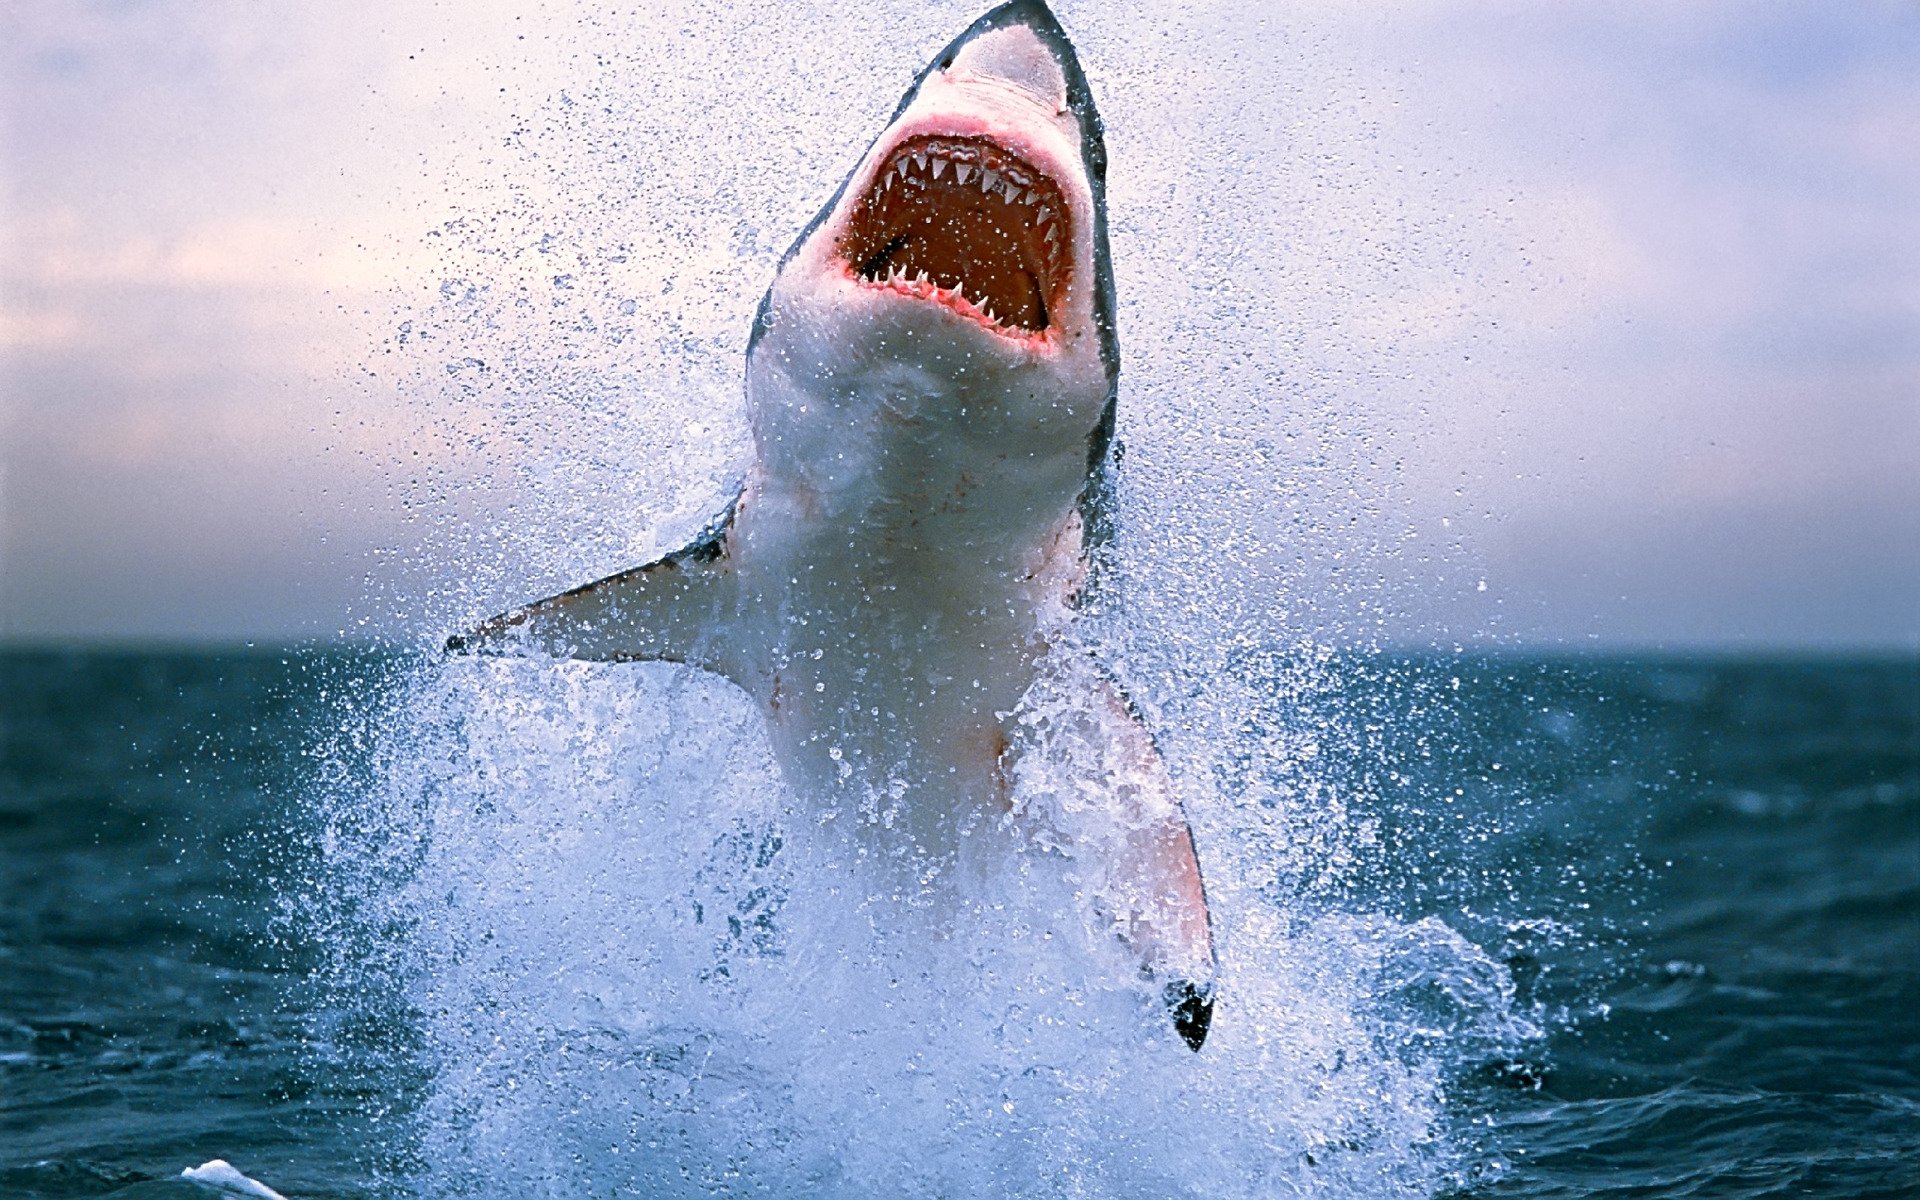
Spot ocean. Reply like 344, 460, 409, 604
1, 648, 1914, 1198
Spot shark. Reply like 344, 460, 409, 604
448, 0, 1217, 1051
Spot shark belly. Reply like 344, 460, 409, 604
737, 314, 1092, 846
737, 495, 1068, 855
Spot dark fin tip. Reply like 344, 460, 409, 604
1164, 979, 1215, 1052
444, 633, 469, 654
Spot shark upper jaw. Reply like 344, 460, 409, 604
808, 15, 1103, 353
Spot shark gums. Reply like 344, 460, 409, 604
450, 0, 1218, 1051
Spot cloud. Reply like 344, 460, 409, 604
1, 0, 1914, 646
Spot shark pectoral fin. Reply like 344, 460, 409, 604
1074, 672, 1220, 1051
444, 494, 749, 684
1120, 789, 1219, 1051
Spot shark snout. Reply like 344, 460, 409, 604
943, 10, 1071, 114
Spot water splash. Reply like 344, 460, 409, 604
312, 3, 1552, 1193
299, 644, 1545, 1197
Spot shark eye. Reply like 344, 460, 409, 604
840, 135, 1068, 334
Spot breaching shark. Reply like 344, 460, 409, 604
448, 0, 1217, 1050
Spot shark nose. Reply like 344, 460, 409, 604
947, 10, 1070, 112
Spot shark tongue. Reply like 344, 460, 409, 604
843, 135, 1067, 333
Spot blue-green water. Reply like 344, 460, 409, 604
1, 649, 1915, 1197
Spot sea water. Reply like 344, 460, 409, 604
2, 648, 1914, 1197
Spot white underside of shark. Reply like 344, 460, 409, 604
450, 0, 1218, 1050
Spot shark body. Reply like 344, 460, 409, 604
450, 0, 1217, 1050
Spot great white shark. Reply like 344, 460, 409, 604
448, 0, 1218, 1050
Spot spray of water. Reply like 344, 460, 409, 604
309, 653, 1541, 1197
310, 2, 1549, 1194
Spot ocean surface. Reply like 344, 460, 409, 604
1, 648, 1915, 1198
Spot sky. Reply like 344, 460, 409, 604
1, 0, 1915, 651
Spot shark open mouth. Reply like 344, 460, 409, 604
841, 135, 1069, 335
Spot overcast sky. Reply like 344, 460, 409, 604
2, 0, 1915, 650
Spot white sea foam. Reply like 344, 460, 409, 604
180, 1160, 290, 1200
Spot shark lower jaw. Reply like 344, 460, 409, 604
839, 134, 1071, 341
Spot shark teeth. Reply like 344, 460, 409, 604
849, 135, 1072, 335
869, 257, 1033, 337
870, 140, 1057, 217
